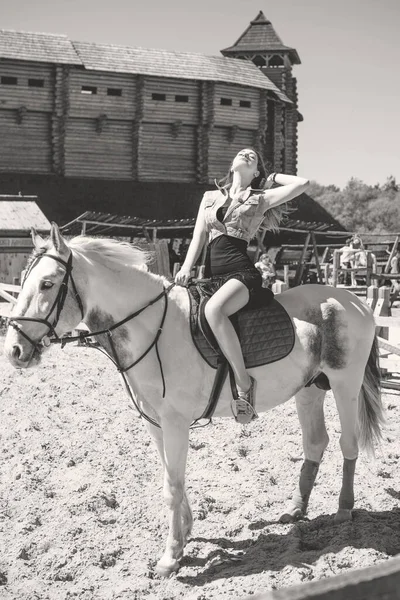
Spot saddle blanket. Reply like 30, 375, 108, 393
188, 281, 295, 369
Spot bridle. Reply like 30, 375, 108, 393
8, 251, 175, 428
9, 253, 84, 351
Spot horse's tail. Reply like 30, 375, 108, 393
358, 333, 385, 455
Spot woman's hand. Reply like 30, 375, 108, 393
175, 266, 192, 286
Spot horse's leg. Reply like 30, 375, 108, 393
280, 386, 328, 523
156, 415, 190, 577
145, 421, 193, 552
329, 369, 363, 523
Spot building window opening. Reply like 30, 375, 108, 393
252, 55, 266, 67
81, 85, 97, 95
107, 88, 122, 96
220, 97, 232, 106
239, 100, 251, 108
268, 55, 284, 67
28, 78, 45, 88
152, 93, 166, 101
175, 95, 189, 102
1, 76, 18, 85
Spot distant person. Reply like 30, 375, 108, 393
390, 248, 400, 305
339, 238, 356, 284
168, 238, 182, 274
255, 253, 276, 288
339, 238, 356, 269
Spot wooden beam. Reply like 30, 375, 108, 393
384, 235, 399, 274
377, 336, 400, 357
310, 232, 323, 283
0, 287, 18, 304
293, 233, 311, 286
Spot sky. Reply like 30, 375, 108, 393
2, 0, 400, 188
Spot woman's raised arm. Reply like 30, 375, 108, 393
261, 173, 309, 212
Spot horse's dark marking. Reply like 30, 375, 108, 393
305, 302, 348, 370
86, 308, 131, 365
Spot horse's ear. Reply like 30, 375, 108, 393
50, 222, 68, 254
31, 228, 46, 250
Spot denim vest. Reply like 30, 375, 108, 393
203, 189, 266, 244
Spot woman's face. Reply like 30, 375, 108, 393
231, 148, 259, 178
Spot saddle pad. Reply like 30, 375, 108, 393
188, 283, 295, 369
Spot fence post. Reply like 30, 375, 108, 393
283, 265, 289, 286
272, 281, 289, 294
323, 263, 331, 285
366, 285, 378, 311
332, 250, 340, 287
374, 286, 391, 340
366, 251, 373, 287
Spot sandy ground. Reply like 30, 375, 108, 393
0, 334, 399, 600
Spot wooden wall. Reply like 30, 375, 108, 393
0, 60, 53, 173
0, 58, 298, 183
0, 250, 31, 284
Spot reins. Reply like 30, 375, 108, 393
9, 251, 175, 429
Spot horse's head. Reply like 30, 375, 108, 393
4, 223, 84, 368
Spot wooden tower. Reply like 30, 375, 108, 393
221, 11, 302, 175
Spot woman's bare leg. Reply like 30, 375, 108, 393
204, 278, 251, 392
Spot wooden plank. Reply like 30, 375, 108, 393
0, 282, 21, 293
0, 287, 18, 304
378, 336, 400, 357
375, 316, 400, 328
310, 232, 323, 284
294, 233, 311, 286
384, 235, 399, 273
380, 357, 400, 372
381, 380, 400, 391
249, 555, 400, 600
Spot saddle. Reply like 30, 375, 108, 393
188, 280, 295, 420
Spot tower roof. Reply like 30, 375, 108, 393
221, 11, 301, 64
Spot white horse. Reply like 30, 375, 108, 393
4, 225, 384, 577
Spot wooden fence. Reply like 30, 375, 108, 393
0, 282, 19, 319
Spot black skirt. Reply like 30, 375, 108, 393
204, 234, 263, 302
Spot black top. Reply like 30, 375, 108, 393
205, 205, 252, 277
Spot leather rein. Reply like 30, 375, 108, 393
9, 252, 175, 429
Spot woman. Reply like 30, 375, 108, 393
175, 148, 309, 423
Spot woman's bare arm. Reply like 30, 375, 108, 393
261, 174, 309, 212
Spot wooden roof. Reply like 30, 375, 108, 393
0, 198, 51, 235
0, 29, 82, 65
0, 29, 292, 103
221, 11, 301, 65
72, 41, 292, 101
61, 201, 346, 238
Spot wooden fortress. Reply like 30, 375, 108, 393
0, 13, 305, 223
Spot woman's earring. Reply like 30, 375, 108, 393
255, 171, 259, 177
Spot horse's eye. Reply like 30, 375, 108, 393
40, 281, 54, 290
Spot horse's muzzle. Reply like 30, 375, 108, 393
5, 339, 42, 369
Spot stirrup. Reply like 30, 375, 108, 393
232, 376, 258, 424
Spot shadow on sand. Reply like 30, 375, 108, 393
178, 507, 400, 585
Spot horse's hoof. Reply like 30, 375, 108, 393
279, 507, 303, 523
334, 509, 353, 523
155, 557, 180, 577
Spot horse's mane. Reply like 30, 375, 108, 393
27, 236, 153, 271
69, 236, 152, 268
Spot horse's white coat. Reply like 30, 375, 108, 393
4, 228, 384, 576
